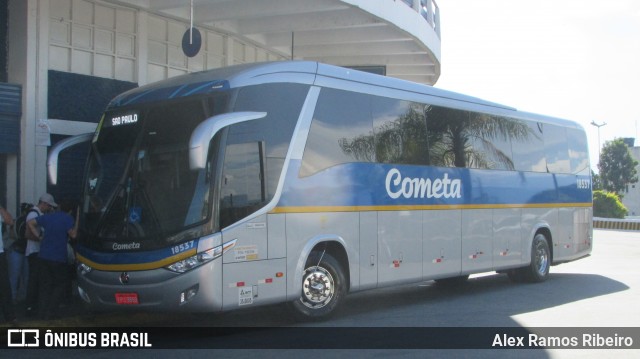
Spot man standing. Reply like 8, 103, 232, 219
24, 193, 56, 316
27, 198, 78, 320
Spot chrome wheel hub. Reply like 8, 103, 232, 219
535, 241, 549, 275
300, 266, 335, 309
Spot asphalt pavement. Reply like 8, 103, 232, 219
2, 229, 639, 358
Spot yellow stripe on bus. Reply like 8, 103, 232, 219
270, 202, 592, 214
76, 248, 197, 271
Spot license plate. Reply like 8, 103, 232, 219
115, 292, 139, 305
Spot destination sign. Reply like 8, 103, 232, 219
109, 112, 139, 127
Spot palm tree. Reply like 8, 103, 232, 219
339, 103, 534, 169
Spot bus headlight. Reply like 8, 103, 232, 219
165, 238, 237, 273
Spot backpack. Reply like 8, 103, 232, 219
11, 208, 39, 254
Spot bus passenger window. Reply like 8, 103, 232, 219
301, 89, 373, 177
543, 124, 571, 174
463, 113, 517, 170
424, 106, 472, 168
567, 128, 590, 175
372, 98, 429, 166
512, 121, 546, 172
220, 142, 265, 228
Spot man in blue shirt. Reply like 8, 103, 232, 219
27, 199, 78, 320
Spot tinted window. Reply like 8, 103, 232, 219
301, 89, 373, 177
220, 83, 309, 227
220, 141, 265, 228
372, 98, 428, 165
567, 127, 590, 175
302, 88, 574, 175
88, 97, 225, 241
543, 124, 571, 173
425, 105, 471, 168
463, 113, 520, 170
512, 121, 546, 172
135, 100, 214, 232
426, 108, 523, 170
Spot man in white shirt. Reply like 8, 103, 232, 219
24, 193, 57, 317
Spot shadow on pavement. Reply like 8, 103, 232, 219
2, 271, 627, 329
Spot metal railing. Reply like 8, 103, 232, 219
400, 0, 441, 38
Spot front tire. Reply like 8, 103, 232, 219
291, 251, 346, 320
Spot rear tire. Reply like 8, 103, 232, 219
508, 233, 550, 283
290, 251, 346, 320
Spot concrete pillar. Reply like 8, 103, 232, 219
137, 10, 148, 86
8, 0, 49, 205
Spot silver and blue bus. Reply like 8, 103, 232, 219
48, 61, 592, 319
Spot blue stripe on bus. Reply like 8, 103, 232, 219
277, 161, 592, 209
76, 161, 590, 269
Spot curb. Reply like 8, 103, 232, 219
593, 218, 640, 231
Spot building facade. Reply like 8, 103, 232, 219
0, 0, 441, 215
622, 142, 640, 217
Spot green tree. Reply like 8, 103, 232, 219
591, 170, 602, 190
593, 190, 628, 218
598, 138, 638, 196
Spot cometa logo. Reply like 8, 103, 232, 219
112, 242, 141, 251
385, 168, 462, 199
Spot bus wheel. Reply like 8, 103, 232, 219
521, 233, 551, 283
291, 251, 346, 320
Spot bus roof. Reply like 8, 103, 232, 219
107, 61, 508, 108
106, 61, 582, 130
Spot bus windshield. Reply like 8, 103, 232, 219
82, 94, 228, 247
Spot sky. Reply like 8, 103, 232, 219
434, 0, 640, 172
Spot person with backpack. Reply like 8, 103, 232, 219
23, 194, 57, 317
0, 204, 17, 325
7, 202, 33, 303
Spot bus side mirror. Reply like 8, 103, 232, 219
47, 133, 94, 185
189, 111, 267, 170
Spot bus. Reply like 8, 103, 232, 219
48, 61, 592, 319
